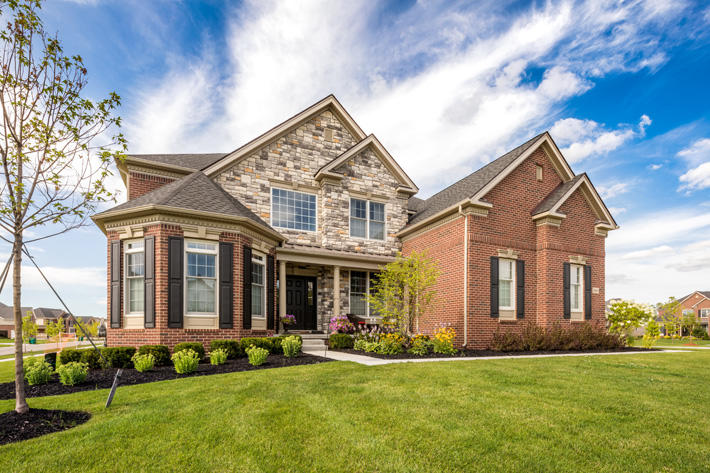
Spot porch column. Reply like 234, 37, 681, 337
279, 260, 286, 322
333, 265, 340, 318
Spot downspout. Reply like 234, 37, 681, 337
458, 205, 469, 347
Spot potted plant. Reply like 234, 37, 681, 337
281, 314, 296, 332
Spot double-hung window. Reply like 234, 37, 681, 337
251, 253, 266, 319
124, 240, 144, 315
271, 188, 316, 231
185, 241, 218, 315
350, 271, 379, 317
700, 308, 710, 318
350, 198, 385, 240
498, 259, 515, 316
570, 264, 583, 319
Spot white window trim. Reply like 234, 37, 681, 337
700, 308, 710, 318
124, 239, 144, 316
270, 186, 318, 233
570, 264, 584, 320
184, 240, 219, 317
251, 250, 267, 320
498, 258, 516, 316
349, 271, 379, 318
348, 197, 386, 241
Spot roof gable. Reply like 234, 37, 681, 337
314, 135, 418, 193
125, 153, 226, 172
203, 95, 367, 177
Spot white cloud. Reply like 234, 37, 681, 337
677, 138, 710, 165
597, 182, 631, 200
19, 265, 106, 289
648, 163, 663, 170
608, 206, 626, 216
622, 245, 674, 260
679, 162, 710, 192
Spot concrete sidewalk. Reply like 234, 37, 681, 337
303, 348, 690, 366
0, 340, 95, 357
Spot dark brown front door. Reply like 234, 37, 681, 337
285, 276, 317, 330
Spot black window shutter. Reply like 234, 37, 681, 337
267, 255, 275, 330
243, 245, 252, 329
563, 262, 571, 319
144, 236, 155, 328
490, 256, 499, 318
110, 240, 121, 328
516, 259, 525, 319
584, 265, 592, 320
219, 242, 234, 329
167, 237, 184, 328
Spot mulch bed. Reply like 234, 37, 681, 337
332, 346, 655, 359
0, 354, 330, 400
0, 408, 91, 446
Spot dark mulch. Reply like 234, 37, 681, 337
0, 408, 91, 445
332, 346, 655, 359
0, 354, 330, 400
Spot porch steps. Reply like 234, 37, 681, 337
295, 333, 328, 349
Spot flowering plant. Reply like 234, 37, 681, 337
281, 314, 296, 326
432, 325, 457, 355
329, 315, 355, 334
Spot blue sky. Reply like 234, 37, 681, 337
2, 0, 710, 316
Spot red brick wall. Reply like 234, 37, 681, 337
678, 294, 710, 334
403, 147, 608, 349
128, 172, 176, 200
106, 225, 277, 351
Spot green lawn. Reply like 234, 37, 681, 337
1, 352, 709, 472
631, 337, 710, 347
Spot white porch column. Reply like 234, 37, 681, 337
333, 265, 340, 318
279, 260, 287, 323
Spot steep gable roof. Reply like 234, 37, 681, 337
203, 95, 367, 176
33, 307, 66, 319
314, 134, 418, 193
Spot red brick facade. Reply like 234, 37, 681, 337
677, 293, 710, 333
403, 148, 607, 349
128, 171, 176, 200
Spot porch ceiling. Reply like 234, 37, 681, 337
276, 245, 394, 271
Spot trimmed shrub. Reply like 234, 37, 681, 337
281, 336, 302, 358
24, 358, 54, 385
210, 340, 242, 359
101, 347, 136, 368
58, 348, 83, 365
489, 324, 625, 352
171, 349, 200, 374
132, 353, 155, 372
56, 362, 88, 386
137, 345, 171, 366
246, 346, 269, 366
173, 342, 205, 361
80, 349, 104, 370
329, 333, 354, 349
210, 348, 228, 365
240, 337, 273, 354
691, 326, 709, 339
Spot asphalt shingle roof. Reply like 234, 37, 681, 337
128, 153, 227, 171
97, 171, 271, 228
408, 132, 546, 225
531, 173, 585, 216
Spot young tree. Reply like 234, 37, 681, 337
368, 251, 439, 336
0, 0, 125, 413
658, 297, 681, 337
20, 311, 35, 343
681, 311, 699, 339
45, 317, 63, 340
606, 300, 654, 337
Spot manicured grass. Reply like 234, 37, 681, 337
631, 337, 710, 347
1, 351, 709, 472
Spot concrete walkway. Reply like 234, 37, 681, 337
0, 340, 95, 357
304, 348, 690, 366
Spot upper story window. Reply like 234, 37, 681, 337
251, 253, 266, 319
271, 188, 316, 232
350, 198, 385, 240
124, 240, 144, 314
700, 308, 710, 318
185, 241, 218, 315
570, 264, 584, 318
498, 258, 515, 312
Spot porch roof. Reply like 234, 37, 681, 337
276, 245, 394, 271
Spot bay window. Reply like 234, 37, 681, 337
185, 241, 218, 314
251, 253, 266, 319
124, 240, 144, 315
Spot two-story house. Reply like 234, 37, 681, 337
92, 95, 617, 349
676, 291, 710, 334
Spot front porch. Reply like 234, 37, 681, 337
276, 246, 393, 333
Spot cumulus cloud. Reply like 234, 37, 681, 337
597, 182, 632, 200
622, 245, 674, 260
608, 206, 626, 216
648, 163, 663, 170
679, 162, 710, 193
677, 138, 710, 165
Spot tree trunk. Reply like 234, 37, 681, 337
13, 233, 28, 414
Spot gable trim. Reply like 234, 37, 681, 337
679, 291, 710, 306
314, 134, 418, 193
203, 95, 367, 177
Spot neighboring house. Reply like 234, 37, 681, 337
92, 95, 617, 349
677, 291, 710, 334
33, 307, 68, 335
0, 302, 34, 338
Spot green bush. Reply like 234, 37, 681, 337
101, 347, 136, 368
329, 333, 354, 349
691, 326, 709, 339
58, 348, 83, 365
246, 346, 269, 366
56, 362, 88, 386
80, 349, 104, 370
363, 341, 378, 353
353, 339, 368, 351
210, 348, 228, 365
137, 345, 171, 366
281, 336, 302, 358
24, 358, 54, 385
489, 324, 625, 352
173, 342, 205, 361
171, 349, 200, 374
408, 336, 432, 356
240, 337, 273, 353
376, 338, 404, 355
132, 353, 155, 372
210, 340, 242, 359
